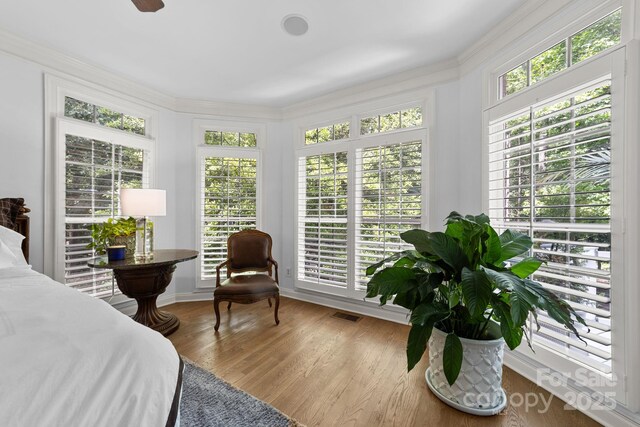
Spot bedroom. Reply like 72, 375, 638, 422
0, 0, 638, 426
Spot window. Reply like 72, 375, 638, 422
354, 141, 422, 290
196, 125, 261, 286
64, 134, 148, 297
65, 96, 146, 135
53, 100, 154, 300
489, 79, 612, 374
296, 109, 426, 296
498, 9, 621, 98
297, 152, 348, 287
360, 106, 422, 135
305, 122, 350, 145
205, 130, 257, 147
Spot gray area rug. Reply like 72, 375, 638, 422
180, 359, 303, 427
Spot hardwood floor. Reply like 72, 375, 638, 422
165, 298, 601, 427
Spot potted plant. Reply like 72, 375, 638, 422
366, 212, 587, 416
87, 217, 137, 261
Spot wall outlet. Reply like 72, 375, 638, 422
285, 267, 291, 277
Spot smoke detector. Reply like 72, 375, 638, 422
282, 14, 309, 36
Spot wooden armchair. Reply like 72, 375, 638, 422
213, 229, 280, 331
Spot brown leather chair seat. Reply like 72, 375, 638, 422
215, 274, 278, 296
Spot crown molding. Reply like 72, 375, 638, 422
174, 97, 282, 121
0, 28, 176, 110
0, 28, 283, 119
281, 59, 460, 120
457, 0, 574, 75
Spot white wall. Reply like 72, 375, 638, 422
457, 68, 484, 214
0, 54, 45, 272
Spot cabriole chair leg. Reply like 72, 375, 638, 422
227, 302, 232, 310
214, 299, 221, 331
268, 298, 272, 308
274, 294, 280, 325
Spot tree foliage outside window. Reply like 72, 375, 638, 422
205, 131, 257, 147
64, 97, 146, 136
489, 80, 613, 373
298, 152, 348, 286
200, 157, 257, 279
499, 9, 621, 98
305, 122, 350, 145
360, 107, 422, 135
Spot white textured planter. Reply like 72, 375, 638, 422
426, 326, 507, 416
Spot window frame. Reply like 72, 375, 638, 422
53, 118, 156, 301
487, 0, 632, 108
484, 49, 628, 402
45, 75, 159, 304
193, 120, 264, 289
294, 101, 429, 299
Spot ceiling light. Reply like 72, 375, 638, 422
282, 14, 309, 36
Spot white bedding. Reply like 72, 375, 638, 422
0, 267, 181, 427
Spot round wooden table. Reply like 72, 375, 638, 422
89, 249, 198, 336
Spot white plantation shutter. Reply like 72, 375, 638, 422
200, 155, 258, 280
297, 152, 349, 288
354, 141, 422, 289
64, 134, 148, 297
488, 78, 612, 374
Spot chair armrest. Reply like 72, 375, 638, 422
268, 257, 279, 284
216, 259, 230, 287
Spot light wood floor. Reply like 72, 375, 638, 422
165, 298, 601, 427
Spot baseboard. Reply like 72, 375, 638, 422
175, 291, 214, 302
279, 287, 410, 325
503, 352, 640, 427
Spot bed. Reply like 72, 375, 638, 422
0, 198, 183, 426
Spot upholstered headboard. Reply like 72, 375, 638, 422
0, 198, 30, 262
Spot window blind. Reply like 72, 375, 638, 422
200, 156, 257, 279
297, 152, 349, 287
355, 141, 422, 290
488, 79, 612, 374
64, 134, 147, 297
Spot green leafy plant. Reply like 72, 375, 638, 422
366, 212, 587, 386
86, 217, 137, 255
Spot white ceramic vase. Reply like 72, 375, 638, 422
425, 326, 507, 416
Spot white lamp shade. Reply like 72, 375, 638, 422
120, 189, 166, 217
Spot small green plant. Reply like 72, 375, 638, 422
86, 217, 137, 255
365, 212, 587, 386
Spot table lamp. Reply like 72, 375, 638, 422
120, 189, 166, 260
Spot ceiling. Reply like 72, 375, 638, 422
0, 0, 525, 107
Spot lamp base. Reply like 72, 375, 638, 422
134, 217, 154, 260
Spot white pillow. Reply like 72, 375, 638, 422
0, 240, 18, 269
0, 225, 28, 267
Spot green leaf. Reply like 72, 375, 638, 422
443, 333, 463, 385
407, 323, 434, 371
399, 229, 434, 253
393, 288, 419, 310
510, 257, 543, 278
460, 268, 492, 317
448, 291, 460, 308
393, 257, 416, 268
493, 300, 523, 350
483, 225, 502, 265
497, 230, 533, 263
410, 302, 448, 326
509, 292, 531, 326
365, 250, 421, 276
366, 267, 416, 302
424, 232, 468, 273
